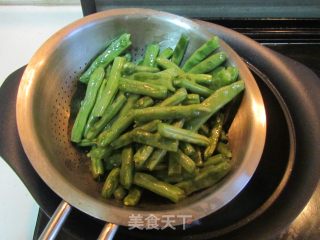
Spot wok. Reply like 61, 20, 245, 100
16, 8, 266, 239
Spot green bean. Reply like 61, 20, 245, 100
86, 93, 127, 140
172, 34, 189, 66
124, 52, 132, 62
114, 186, 127, 200
158, 123, 210, 146
137, 78, 175, 92
145, 149, 167, 171
123, 62, 159, 75
97, 94, 139, 147
90, 157, 104, 180
134, 145, 154, 168
182, 94, 201, 105
176, 161, 231, 195
79, 33, 131, 83
193, 147, 203, 167
155, 170, 184, 183
185, 80, 245, 131
123, 187, 142, 206
168, 152, 182, 176
204, 113, 224, 159
78, 139, 96, 147
142, 43, 160, 67
134, 96, 154, 108
180, 142, 196, 157
159, 47, 174, 59
156, 57, 184, 74
210, 66, 239, 90
139, 163, 167, 172
91, 57, 125, 117
119, 78, 168, 99
101, 168, 120, 198
71, 67, 105, 142
183, 73, 213, 85
111, 120, 161, 149
157, 88, 187, 106
173, 78, 213, 97
104, 153, 122, 170
97, 111, 134, 147
171, 150, 196, 174
133, 104, 210, 122
204, 154, 229, 167
188, 52, 227, 74
182, 36, 220, 72
87, 146, 112, 160
217, 142, 232, 158
133, 173, 185, 203
132, 130, 179, 152
120, 146, 134, 189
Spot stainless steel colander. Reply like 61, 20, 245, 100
16, 8, 266, 239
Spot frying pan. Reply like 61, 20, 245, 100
16, 8, 266, 239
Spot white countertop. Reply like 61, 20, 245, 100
0, 5, 82, 239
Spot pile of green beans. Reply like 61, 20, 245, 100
71, 33, 245, 206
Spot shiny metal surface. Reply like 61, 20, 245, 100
97, 223, 119, 240
16, 8, 266, 227
38, 201, 72, 240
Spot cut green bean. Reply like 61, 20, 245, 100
182, 94, 201, 105
210, 66, 239, 90
145, 149, 167, 171
176, 161, 231, 195
120, 146, 134, 189
78, 139, 96, 147
114, 186, 127, 200
86, 93, 127, 140
188, 52, 227, 74
172, 34, 189, 66
91, 57, 125, 117
204, 113, 224, 159
157, 88, 187, 106
133, 104, 210, 122
173, 78, 213, 97
158, 123, 210, 146
199, 124, 210, 136
134, 145, 154, 168
180, 142, 196, 157
204, 154, 229, 167
87, 146, 112, 160
104, 153, 122, 170
134, 96, 154, 108
193, 147, 203, 167
119, 78, 168, 99
185, 80, 245, 131
101, 168, 120, 198
124, 52, 132, 62
142, 43, 160, 67
183, 73, 213, 85
133, 173, 185, 203
90, 158, 104, 180
111, 120, 161, 149
123, 62, 159, 75
123, 187, 142, 206
156, 57, 184, 74
168, 152, 182, 176
171, 150, 196, 174
155, 170, 184, 183
71, 67, 105, 142
132, 130, 179, 152
80, 33, 131, 83
182, 36, 220, 72
217, 142, 232, 158
159, 47, 174, 59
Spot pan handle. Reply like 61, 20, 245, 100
97, 223, 119, 240
38, 200, 119, 240
38, 201, 72, 240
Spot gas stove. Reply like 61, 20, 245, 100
0, 2, 320, 240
